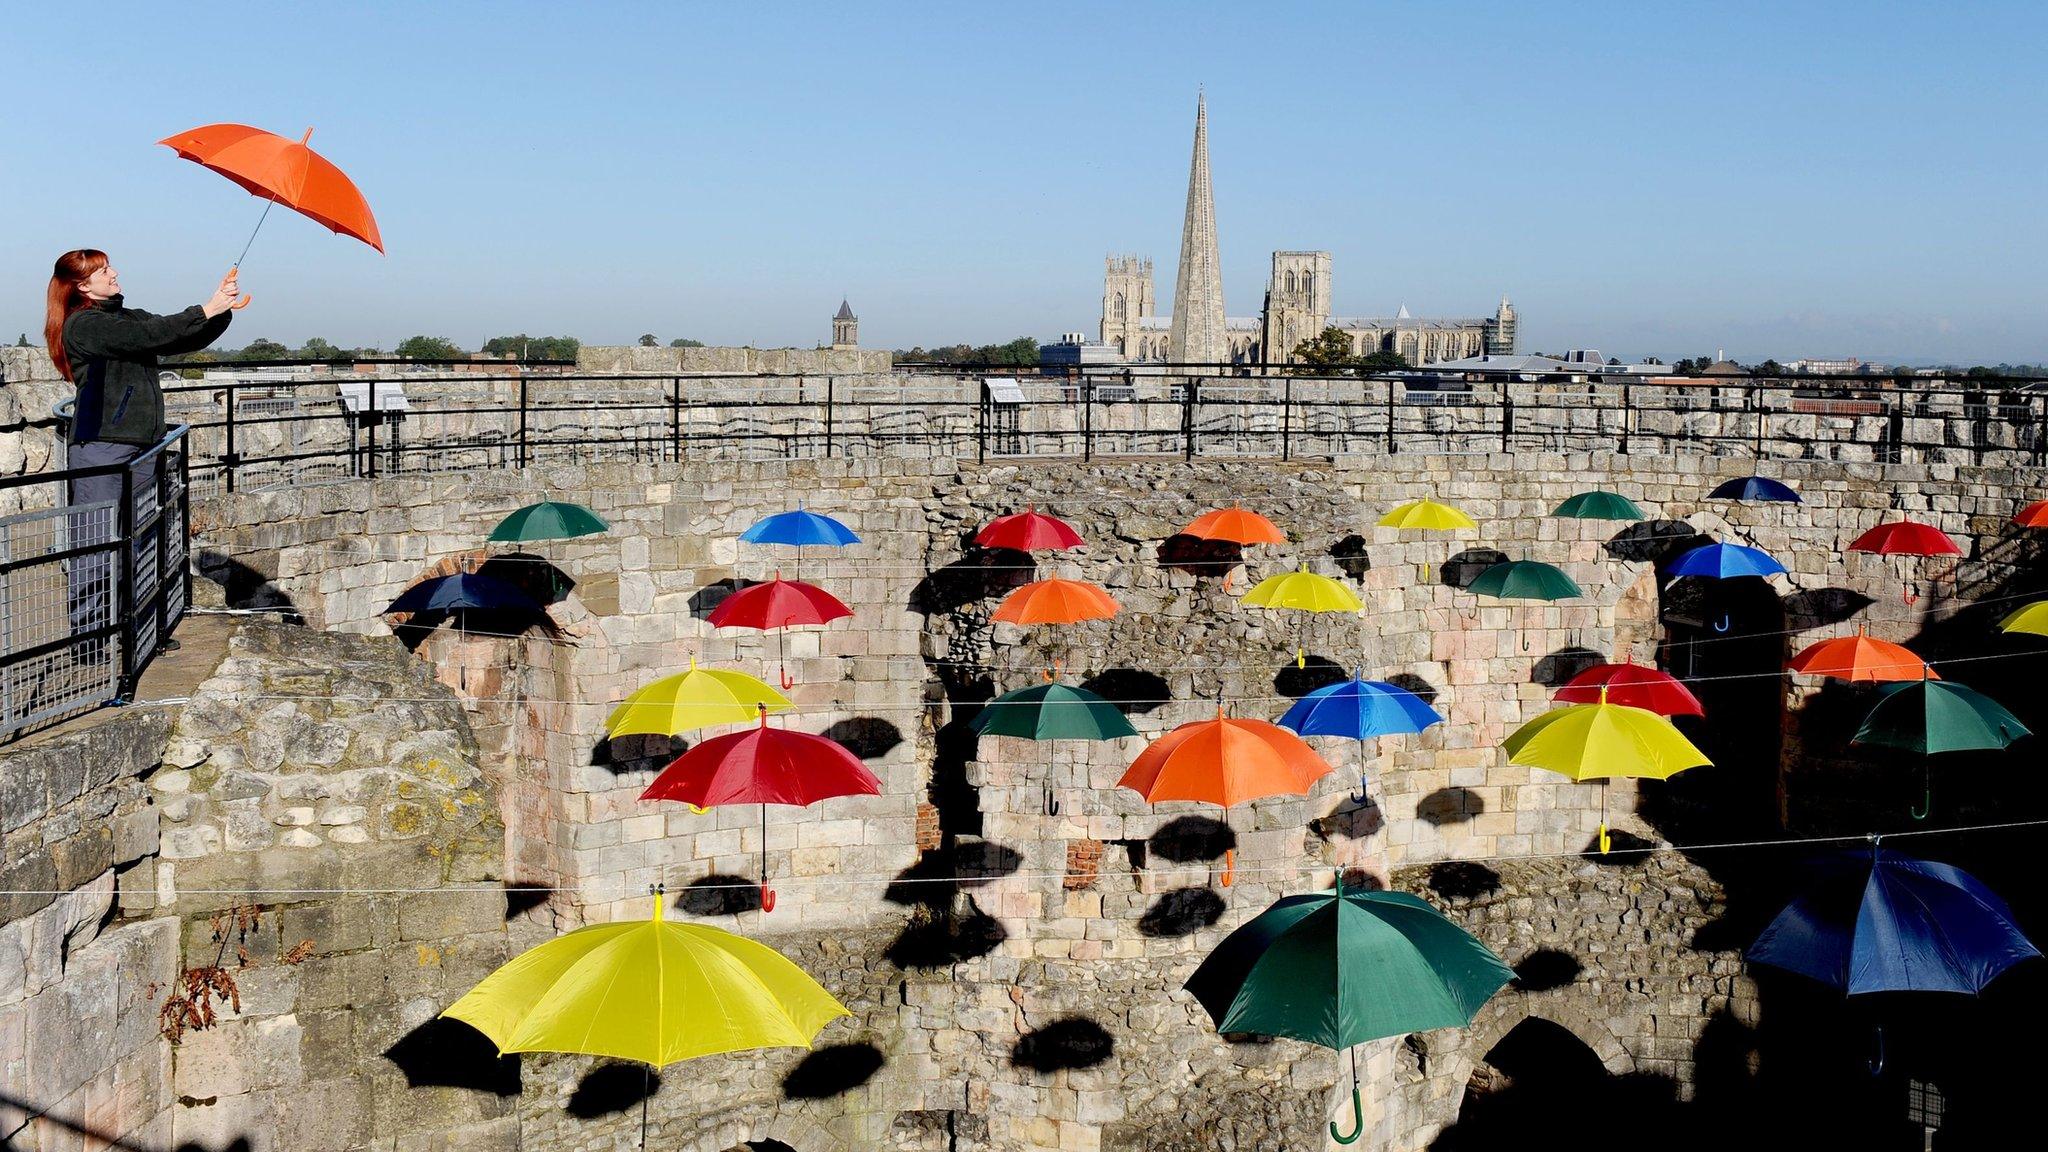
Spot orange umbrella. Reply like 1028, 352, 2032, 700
1789, 631, 1937, 683
160, 123, 384, 266
1181, 506, 1287, 546
992, 578, 1118, 625
1118, 706, 1332, 885
2015, 500, 2048, 529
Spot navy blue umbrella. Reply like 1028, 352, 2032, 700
1708, 475, 1802, 503
1665, 540, 1788, 580
1747, 844, 2040, 996
386, 573, 546, 618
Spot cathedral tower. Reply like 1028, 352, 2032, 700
1100, 256, 1154, 354
832, 299, 858, 350
1262, 251, 1331, 366
1167, 93, 1226, 365
1484, 296, 1518, 355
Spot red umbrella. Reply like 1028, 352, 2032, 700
977, 508, 1085, 552
1847, 520, 1963, 558
1555, 663, 1703, 717
642, 708, 880, 912
706, 573, 853, 688
2014, 500, 2048, 529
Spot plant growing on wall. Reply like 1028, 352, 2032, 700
151, 903, 315, 1043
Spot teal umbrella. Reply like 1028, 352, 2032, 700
1552, 491, 1645, 521
1186, 884, 1512, 1144
972, 681, 1137, 814
1851, 677, 2031, 818
489, 501, 609, 543
1468, 560, 1582, 601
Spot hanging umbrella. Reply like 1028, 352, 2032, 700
642, 708, 880, 912
977, 508, 1085, 552
1118, 706, 1332, 885
1504, 688, 1712, 852
386, 572, 545, 618
1552, 491, 1646, 521
1747, 843, 2041, 996
1242, 567, 1363, 669
2013, 500, 2048, 529
489, 501, 608, 543
1850, 677, 2029, 818
741, 506, 859, 576
706, 573, 854, 688
1788, 631, 1936, 683
1555, 663, 1704, 717
605, 658, 792, 738
1999, 601, 2048, 637
973, 680, 1138, 814
1277, 673, 1442, 801
1848, 519, 1963, 604
159, 123, 384, 267
441, 890, 848, 1147
1185, 883, 1513, 1145
1708, 476, 1801, 503
1664, 541, 1788, 580
992, 577, 1119, 625
1378, 500, 1477, 531
1182, 506, 1288, 545
1467, 559, 1582, 601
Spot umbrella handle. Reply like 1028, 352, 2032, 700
760, 885, 777, 913
1044, 787, 1061, 817
1903, 583, 1919, 606
1330, 1050, 1365, 1145
1910, 762, 1931, 821
1868, 1026, 1886, 1077
1598, 822, 1611, 855
1713, 614, 1731, 633
1297, 646, 1306, 670
1220, 847, 1235, 888
779, 665, 795, 691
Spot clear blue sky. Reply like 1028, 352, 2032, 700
4, 1, 2045, 363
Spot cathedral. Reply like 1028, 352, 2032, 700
1099, 96, 1518, 368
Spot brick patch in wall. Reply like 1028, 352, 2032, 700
1064, 839, 1103, 890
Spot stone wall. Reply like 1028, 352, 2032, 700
578, 344, 894, 375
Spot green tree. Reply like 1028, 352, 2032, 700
1289, 326, 1360, 375
1756, 359, 1786, 376
297, 337, 342, 360
670, 338, 706, 348
14, 333, 27, 347
236, 338, 290, 361
396, 335, 465, 360
1354, 349, 1410, 374
638, 333, 658, 347
481, 334, 578, 362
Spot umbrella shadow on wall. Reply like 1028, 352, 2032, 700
1273, 654, 1349, 698
1417, 786, 1483, 826
1011, 1017, 1115, 1073
1078, 667, 1171, 714
1138, 887, 1226, 937
382, 1016, 521, 1097
1157, 533, 1243, 580
907, 548, 1035, 616
196, 549, 303, 623
1385, 672, 1441, 705
1780, 587, 1876, 630
781, 1041, 887, 1100
1530, 646, 1605, 687
675, 873, 764, 918
478, 552, 574, 607
689, 578, 740, 621
592, 733, 688, 778
1439, 548, 1509, 591
820, 717, 903, 760
1330, 534, 1372, 581
391, 605, 553, 653
566, 1062, 659, 1118
1148, 815, 1236, 864
1603, 520, 1707, 566
881, 839, 1022, 970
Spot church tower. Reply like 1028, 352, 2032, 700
1167, 93, 1226, 365
1262, 251, 1331, 367
831, 299, 858, 350
1484, 296, 1517, 355
1100, 256, 1154, 355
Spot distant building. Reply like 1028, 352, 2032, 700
1039, 333, 1125, 373
831, 300, 858, 350
1788, 357, 1881, 375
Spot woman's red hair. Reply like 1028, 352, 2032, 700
45, 249, 107, 382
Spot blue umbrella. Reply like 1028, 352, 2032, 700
1278, 673, 1443, 802
1748, 844, 2040, 996
1665, 541, 1788, 580
1708, 476, 1802, 503
386, 573, 545, 618
741, 507, 860, 548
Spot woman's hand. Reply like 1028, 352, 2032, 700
203, 268, 251, 317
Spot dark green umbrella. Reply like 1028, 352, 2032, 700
1185, 885, 1512, 1144
488, 501, 609, 543
1852, 677, 2031, 818
1467, 559, 1582, 601
1552, 491, 1645, 521
972, 682, 1137, 742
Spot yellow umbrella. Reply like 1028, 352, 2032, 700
1242, 566, 1362, 668
606, 658, 792, 738
1378, 500, 1477, 581
443, 891, 847, 1143
1502, 688, 1712, 853
1999, 601, 2048, 637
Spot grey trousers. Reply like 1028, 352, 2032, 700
66, 439, 157, 643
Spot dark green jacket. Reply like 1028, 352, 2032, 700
62, 295, 232, 446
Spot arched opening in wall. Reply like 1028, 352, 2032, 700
1653, 574, 1786, 841
1438, 1017, 1690, 1149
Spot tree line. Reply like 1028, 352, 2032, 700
892, 336, 1042, 367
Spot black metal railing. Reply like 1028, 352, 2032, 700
150, 366, 2048, 494
0, 426, 191, 740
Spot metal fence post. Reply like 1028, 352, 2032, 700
824, 375, 835, 458
223, 381, 238, 494
1082, 377, 1094, 462
977, 378, 988, 464
1383, 377, 1397, 453
1281, 376, 1293, 461
670, 377, 682, 462
517, 372, 530, 468
1500, 385, 1515, 453
1752, 383, 1766, 458
1182, 376, 1198, 461
180, 443, 192, 618
366, 379, 378, 479
1620, 382, 1632, 455
115, 464, 137, 699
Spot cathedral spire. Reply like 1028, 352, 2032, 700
1167, 92, 1225, 365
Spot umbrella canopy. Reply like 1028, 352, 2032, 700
972, 682, 1138, 741
1665, 541, 1788, 580
489, 501, 609, 543
1504, 695, 1712, 782
1850, 679, 2030, 755
706, 575, 853, 630
977, 509, 1085, 552
1555, 663, 1704, 717
605, 659, 792, 738
386, 572, 546, 617
1552, 491, 1646, 521
159, 123, 384, 254
1277, 676, 1442, 740
1789, 633, 1936, 683
1240, 567, 1363, 613
2014, 500, 2048, 529
441, 893, 848, 1067
741, 508, 860, 548
992, 577, 1119, 625
642, 711, 879, 808
1378, 499, 1477, 531
1747, 846, 2041, 995
1999, 601, 2048, 637
1186, 886, 1513, 1050
1468, 560, 1582, 601
1119, 708, 1332, 809
1847, 520, 1964, 558
1708, 476, 1801, 503
1181, 506, 1288, 545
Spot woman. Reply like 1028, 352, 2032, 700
44, 249, 247, 665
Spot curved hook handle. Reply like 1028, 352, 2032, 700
1903, 584, 1920, 606
760, 886, 777, 913
1712, 614, 1731, 633
779, 665, 795, 691
1044, 788, 1061, 817
1351, 776, 1371, 806
1220, 847, 1235, 888
1598, 822, 1612, 855
1296, 646, 1307, 670
1868, 1026, 1885, 1077
1329, 1082, 1365, 1145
